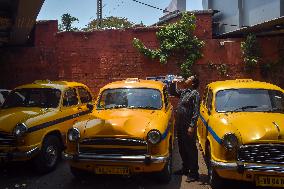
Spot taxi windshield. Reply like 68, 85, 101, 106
216, 89, 284, 113
3, 88, 61, 109
97, 88, 162, 110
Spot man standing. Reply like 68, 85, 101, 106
174, 75, 200, 182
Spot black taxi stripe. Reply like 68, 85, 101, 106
27, 109, 92, 133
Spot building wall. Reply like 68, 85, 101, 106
242, 0, 281, 27
0, 13, 283, 100
203, 0, 283, 34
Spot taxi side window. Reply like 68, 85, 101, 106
206, 89, 213, 112
163, 87, 169, 108
78, 87, 92, 104
63, 88, 78, 107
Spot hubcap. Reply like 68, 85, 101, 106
45, 145, 57, 166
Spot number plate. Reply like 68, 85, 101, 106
256, 176, 284, 187
95, 166, 130, 175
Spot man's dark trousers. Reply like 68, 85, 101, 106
176, 114, 199, 175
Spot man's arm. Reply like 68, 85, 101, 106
175, 88, 185, 98
189, 90, 200, 128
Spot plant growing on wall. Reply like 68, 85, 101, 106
83, 16, 136, 31
132, 12, 204, 78
59, 13, 79, 32
241, 34, 261, 71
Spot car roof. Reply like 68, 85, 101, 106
15, 80, 89, 91
208, 79, 283, 93
101, 78, 165, 91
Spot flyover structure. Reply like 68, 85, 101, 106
0, 0, 44, 47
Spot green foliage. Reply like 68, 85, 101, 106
83, 16, 135, 31
241, 34, 261, 71
59, 13, 79, 32
208, 62, 229, 77
133, 13, 204, 78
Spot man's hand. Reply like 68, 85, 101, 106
187, 126, 194, 137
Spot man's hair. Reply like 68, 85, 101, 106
192, 75, 199, 89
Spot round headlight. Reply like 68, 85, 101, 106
67, 128, 80, 142
223, 133, 238, 151
147, 130, 161, 144
13, 123, 28, 137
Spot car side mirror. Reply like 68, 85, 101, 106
87, 103, 94, 111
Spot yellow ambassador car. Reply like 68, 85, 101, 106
63, 78, 174, 183
0, 80, 94, 173
197, 79, 284, 188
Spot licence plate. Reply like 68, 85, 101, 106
256, 176, 284, 187
95, 166, 130, 175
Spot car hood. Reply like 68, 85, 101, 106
76, 109, 161, 140
219, 112, 284, 144
0, 107, 48, 133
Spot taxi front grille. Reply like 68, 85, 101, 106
79, 138, 148, 155
0, 132, 16, 146
238, 144, 284, 165
80, 138, 147, 146
79, 147, 147, 155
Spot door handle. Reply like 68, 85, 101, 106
77, 107, 82, 111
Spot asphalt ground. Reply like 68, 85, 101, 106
0, 141, 268, 189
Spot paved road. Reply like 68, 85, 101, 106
0, 141, 259, 189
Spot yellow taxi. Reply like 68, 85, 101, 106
63, 78, 174, 183
0, 80, 94, 173
197, 79, 284, 188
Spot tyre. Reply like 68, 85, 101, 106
207, 145, 224, 189
157, 145, 173, 184
34, 135, 61, 173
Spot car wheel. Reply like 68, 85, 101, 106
34, 135, 61, 173
70, 166, 89, 179
207, 145, 224, 189
157, 144, 172, 183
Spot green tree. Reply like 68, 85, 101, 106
59, 13, 79, 32
83, 16, 135, 31
133, 13, 204, 78
241, 34, 261, 71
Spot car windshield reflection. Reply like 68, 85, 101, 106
216, 89, 284, 113
3, 88, 61, 109
97, 88, 162, 110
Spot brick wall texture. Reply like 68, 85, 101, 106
0, 13, 284, 99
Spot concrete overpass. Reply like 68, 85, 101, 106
0, 0, 44, 47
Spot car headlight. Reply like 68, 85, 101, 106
13, 123, 28, 137
67, 128, 80, 142
223, 133, 238, 151
147, 130, 161, 144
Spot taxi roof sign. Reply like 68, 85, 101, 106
125, 78, 140, 83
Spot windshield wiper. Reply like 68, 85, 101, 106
232, 105, 259, 112
106, 104, 127, 109
128, 105, 159, 110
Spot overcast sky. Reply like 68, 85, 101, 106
37, 0, 203, 28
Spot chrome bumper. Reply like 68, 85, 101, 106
0, 147, 40, 160
211, 160, 284, 173
63, 152, 168, 164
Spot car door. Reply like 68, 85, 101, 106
76, 87, 93, 115
59, 88, 81, 132
198, 87, 209, 148
203, 89, 213, 142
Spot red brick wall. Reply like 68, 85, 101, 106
0, 13, 283, 100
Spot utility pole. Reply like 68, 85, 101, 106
97, 0, 103, 28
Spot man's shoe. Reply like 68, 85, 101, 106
174, 169, 188, 175
186, 173, 199, 182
